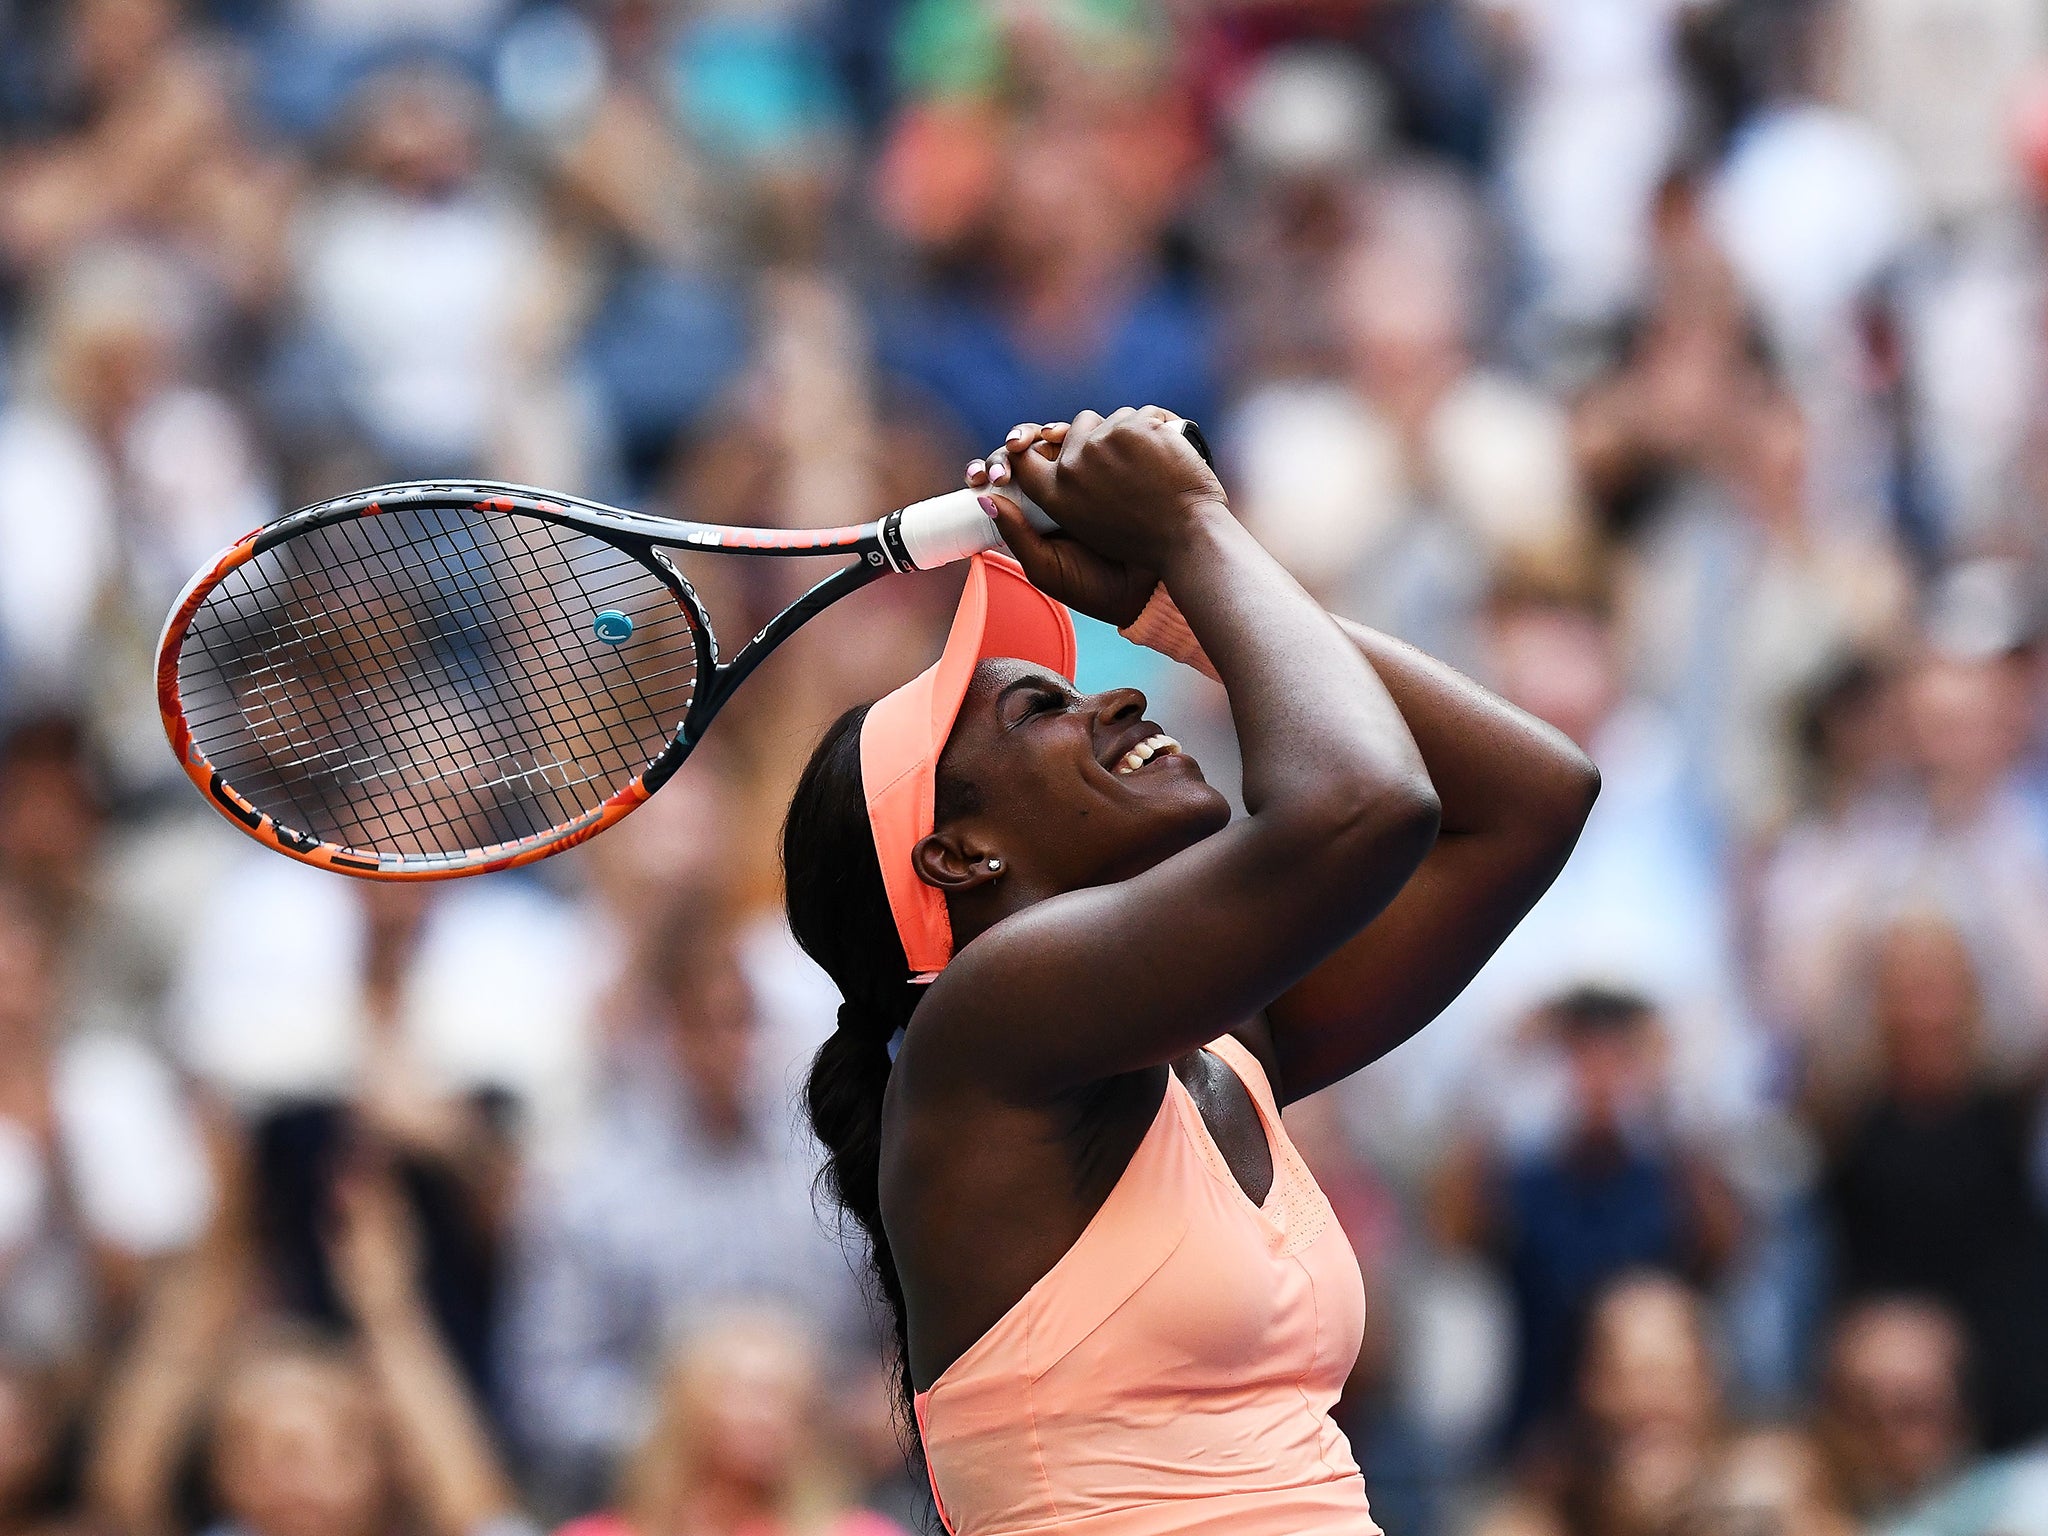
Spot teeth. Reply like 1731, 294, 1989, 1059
1114, 734, 1181, 775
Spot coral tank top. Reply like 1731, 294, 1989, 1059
912, 1035, 1380, 1535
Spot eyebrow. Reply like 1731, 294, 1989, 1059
995, 674, 1073, 711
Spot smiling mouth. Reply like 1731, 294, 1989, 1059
1114, 734, 1182, 775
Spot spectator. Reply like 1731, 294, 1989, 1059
0, 243, 272, 728
281, 60, 582, 486
1358, 564, 1758, 1172
0, 879, 211, 1369
1688, 1425, 1859, 1536
1822, 909, 2048, 1448
1817, 1297, 1975, 1524
875, 6, 1215, 453
1229, 172, 1586, 663
0, 0, 297, 306
91, 1141, 530, 1536
1472, 1272, 1727, 1536
558, 1305, 906, 1536
503, 894, 866, 1512
1759, 626, 2048, 1097
1434, 986, 1742, 1445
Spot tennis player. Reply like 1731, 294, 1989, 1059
783, 407, 1598, 1535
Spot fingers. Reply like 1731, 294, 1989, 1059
987, 496, 1054, 580
1057, 409, 1108, 472
969, 422, 1068, 488
1008, 428, 1060, 507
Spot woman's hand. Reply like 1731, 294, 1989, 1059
967, 408, 1223, 622
969, 420, 1157, 628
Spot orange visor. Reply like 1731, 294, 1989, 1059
861, 551, 1076, 980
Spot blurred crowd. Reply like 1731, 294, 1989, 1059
0, 1, 2046, 1535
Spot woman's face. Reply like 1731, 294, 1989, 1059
929, 660, 1231, 898
212, 1356, 388, 1536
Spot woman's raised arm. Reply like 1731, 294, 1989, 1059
917, 409, 1441, 1101
972, 417, 1597, 1104
1255, 618, 1598, 1100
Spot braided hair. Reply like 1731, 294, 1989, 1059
783, 703, 926, 1440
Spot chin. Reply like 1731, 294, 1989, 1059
1124, 781, 1232, 874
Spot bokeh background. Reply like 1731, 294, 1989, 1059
0, 0, 2046, 1534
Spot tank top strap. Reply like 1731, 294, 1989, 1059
1200, 1033, 1334, 1256
1204, 1033, 1282, 1121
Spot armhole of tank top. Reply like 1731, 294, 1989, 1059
1206, 1033, 1282, 1123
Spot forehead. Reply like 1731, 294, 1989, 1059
963, 656, 1071, 720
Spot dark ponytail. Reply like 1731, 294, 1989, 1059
783, 703, 925, 1442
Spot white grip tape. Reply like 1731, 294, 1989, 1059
895, 489, 1004, 569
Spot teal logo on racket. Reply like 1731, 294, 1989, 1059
593, 609, 634, 645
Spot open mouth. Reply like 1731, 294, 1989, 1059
1113, 733, 1182, 775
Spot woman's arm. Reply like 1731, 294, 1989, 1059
922, 409, 1441, 1101
1256, 617, 1597, 1097
88, 1114, 252, 1536
328, 1165, 527, 1536
977, 421, 1597, 1102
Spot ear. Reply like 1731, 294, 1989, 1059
911, 830, 1004, 894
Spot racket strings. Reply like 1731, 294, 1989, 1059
177, 505, 701, 859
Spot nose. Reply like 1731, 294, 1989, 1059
1091, 687, 1147, 727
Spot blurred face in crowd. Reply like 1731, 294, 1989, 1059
38, 247, 186, 441
992, 120, 1138, 292
1904, 653, 2031, 815
72, 0, 179, 101
1336, 242, 1469, 420
1738, 389, 1809, 533
676, 1314, 818, 1498
1580, 1275, 1720, 1448
1871, 915, 1980, 1106
346, 69, 485, 201
634, 1309, 824, 1523
211, 1350, 389, 1536
1553, 998, 1667, 1142
663, 926, 758, 1143
1692, 1428, 1857, 1536
1800, 660, 1898, 809
0, 724, 103, 912
1484, 598, 1618, 752
1822, 1300, 1967, 1508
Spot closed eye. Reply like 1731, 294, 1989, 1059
1001, 682, 1075, 729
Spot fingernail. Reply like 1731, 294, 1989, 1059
990, 461, 1009, 483
977, 495, 999, 516
1006, 428, 1025, 444
968, 459, 985, 478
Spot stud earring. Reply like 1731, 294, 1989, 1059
987, 858, 1004, 873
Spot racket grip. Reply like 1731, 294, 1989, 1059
889, 418, 1214, 571
985, 417, 1211, 534
893, 489, 1009, 569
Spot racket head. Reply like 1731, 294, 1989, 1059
157, 484, 713, 879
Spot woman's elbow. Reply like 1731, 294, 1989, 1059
1550, 749, 1601, 833
1335, 771, 1442, 873
1514, 749, 1598, 867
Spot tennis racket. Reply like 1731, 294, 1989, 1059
157, 419, 1214, 880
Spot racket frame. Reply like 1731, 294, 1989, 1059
157, 480, 912, 880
